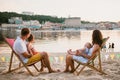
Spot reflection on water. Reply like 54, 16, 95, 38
38, 31, 81, 40
34, 30, 120, 53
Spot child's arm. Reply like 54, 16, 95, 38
27, 43, 33, 55
67, 49, 76, 55
31, 47, 37, 54
29, 43, 38, 55
76, 50, 82, 56
75, 47, 87, 56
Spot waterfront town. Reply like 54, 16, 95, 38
1, 12, 120, 32
1, 16, 120, 30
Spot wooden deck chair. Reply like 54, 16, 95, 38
74, 37, 109, 76
3, 36, 40, 76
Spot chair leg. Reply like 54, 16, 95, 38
24, 65, 34, 76
92, 60, 94, 66
33, 64, 39, 72
74, 63, 80, 72
98, 52, 102, 71
87, 65, 107, 75
19, 62, 22, 68
8, 51, 14, 72
77, 65, 87, 75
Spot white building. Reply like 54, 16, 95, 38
117, 22, 120, 27
64, 17, 81, 28
22, 20, 41, 29
23, 20, 40, 26
6, 17, 41, 29
80, 23, 96, 29
8, 17, 23, 24
42, 21, 62, 30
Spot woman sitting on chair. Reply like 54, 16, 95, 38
64, 29, 103, 73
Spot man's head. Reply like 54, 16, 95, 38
21, 28, 31, 39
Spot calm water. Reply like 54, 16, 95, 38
34, 30, 120, 53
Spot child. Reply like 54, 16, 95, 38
68, 42, 92, 56
27, 34, 46, 71
27, 34, 37, 55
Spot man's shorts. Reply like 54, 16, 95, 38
27, 53, 42, 64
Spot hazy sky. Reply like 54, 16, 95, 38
0, 0, 120, 22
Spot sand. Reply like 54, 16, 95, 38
0, 44, 120, 80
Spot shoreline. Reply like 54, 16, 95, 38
0, 45, 120, 80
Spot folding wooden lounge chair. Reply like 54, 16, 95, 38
74, 37, 109, 76
4, 36, 40, 76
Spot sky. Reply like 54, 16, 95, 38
0, 0, 120, 22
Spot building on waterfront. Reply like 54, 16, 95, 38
42, 21, 62, 30
23, 20, 41, 29
97, 22, 112, 29
64, 17, 81, 29
117, 21, 120, 27
80, 23, 96, 30
8, 17, 23, 24
97, 22, 119, 30
4, 17, 41, 30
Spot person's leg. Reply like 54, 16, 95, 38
27, 52, 55, 73
64, 54, 74, 72
64, 54, 70, 72
41, 52, 55, 73
40, 59, 46, 72
27, 53, 42, 65
70, 57, 75, 73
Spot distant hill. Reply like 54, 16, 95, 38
0, 12, 65, 24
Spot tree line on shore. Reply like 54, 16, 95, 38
0, 12, 91, 24
0, 12, 65, 24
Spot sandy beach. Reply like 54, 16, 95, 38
0, 43, 120, 80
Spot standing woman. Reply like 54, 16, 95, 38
64, 30, 103, 72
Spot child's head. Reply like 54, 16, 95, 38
27, 34, 34, 42
84, 42, 92, 49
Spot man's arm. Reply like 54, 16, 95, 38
22, 52, 32, 58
